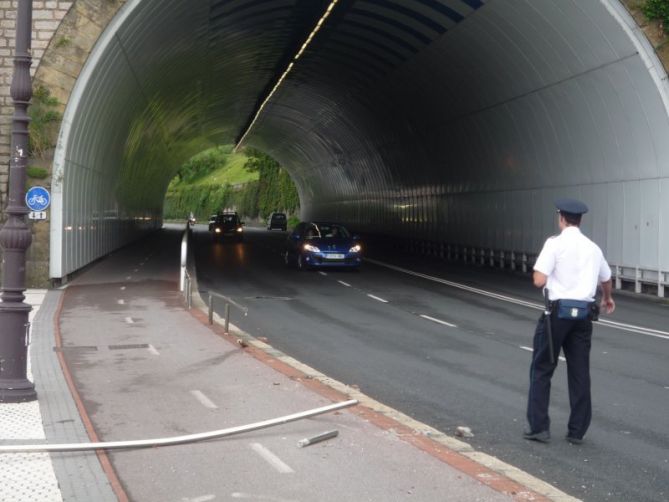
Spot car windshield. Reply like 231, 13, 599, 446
272, 214, 286, 220
219, 215, 237, 224
305, 224, 350, 239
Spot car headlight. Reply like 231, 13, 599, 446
215, 228, 221, 233
303, 243, 320, 252
237, 227, 243, 232
349, 244, 362, 253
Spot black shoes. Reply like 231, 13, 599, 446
566, 435, 583, 445
523, 430, 551, 443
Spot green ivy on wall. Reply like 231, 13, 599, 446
28, 85, 61, 158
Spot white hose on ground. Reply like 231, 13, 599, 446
0, 400, 358, 453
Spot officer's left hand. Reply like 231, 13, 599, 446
600, 297, 615, 314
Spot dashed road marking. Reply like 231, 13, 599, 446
117, 299, 125, 305
125, 317, 134, 324
190, 390, 218, 409
120, 286, 126, 291
250, 443, 294, 473
366, 258, 669, 340
147, 344, 160, 356
338, 280, 351, 287
133, 269, 139, 273
419, 314, 457, 328
181, 495, 215, 502
520, 345, 565, 362
367, 294, 388, 303
125, 276, 132, 280
318, 271, 327, 276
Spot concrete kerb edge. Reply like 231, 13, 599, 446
186, 281, 577, 502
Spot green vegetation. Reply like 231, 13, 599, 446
28, 85, 62, 158
54, 36, 71, 48
243, 148, 300, 220
27, 166, 49, 179
644, 0, 669, 32
163, 146, 300, 223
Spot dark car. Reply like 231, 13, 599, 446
210, 212, 244, 242
267, 212, 287, 231
285, 221, 361, 270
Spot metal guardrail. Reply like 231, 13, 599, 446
207, 291, 248, 334
404, 239, 667, 298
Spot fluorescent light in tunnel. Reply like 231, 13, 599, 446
235, 0, 340, 150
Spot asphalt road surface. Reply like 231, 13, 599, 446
192, 225, 669, 502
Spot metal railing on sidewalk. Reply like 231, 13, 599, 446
206, 291, 248, 334
179, 222, 248, 333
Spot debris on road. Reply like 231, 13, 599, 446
456, 426, 474, 438
297, 430, 339, 448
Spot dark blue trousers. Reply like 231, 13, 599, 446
527, 312, 593, 438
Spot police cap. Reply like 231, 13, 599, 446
555, 198, 588, 215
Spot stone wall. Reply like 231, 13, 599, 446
0, 1, 73, 207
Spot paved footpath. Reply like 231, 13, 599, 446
0, 229, 573, 501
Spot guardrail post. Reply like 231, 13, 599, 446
180, 230, 188, 292
224, 303, 231, 334
208, 295, 214, 325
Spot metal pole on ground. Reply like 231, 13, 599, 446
0, 0, 36, 403
224, 303, 230, 334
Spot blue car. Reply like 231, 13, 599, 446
285, 222, 362, 270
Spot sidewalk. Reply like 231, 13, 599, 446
0, 232, 568, 501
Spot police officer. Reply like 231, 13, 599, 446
524, 198, 615, 444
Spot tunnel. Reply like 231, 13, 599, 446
47, 0, 669, 294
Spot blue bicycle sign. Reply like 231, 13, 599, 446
25, 186, 51, 212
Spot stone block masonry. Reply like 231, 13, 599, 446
0, 1, 73, 208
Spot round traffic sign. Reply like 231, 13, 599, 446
25, 186, 50, 211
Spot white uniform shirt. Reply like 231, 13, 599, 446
534, 226, 611, 301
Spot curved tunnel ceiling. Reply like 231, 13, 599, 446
51, 0, 669, 282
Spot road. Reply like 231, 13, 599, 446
192, 225, 669, 502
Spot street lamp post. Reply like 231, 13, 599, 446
0, 0, 36, 402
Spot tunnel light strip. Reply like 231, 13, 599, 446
235, 0, 340, 150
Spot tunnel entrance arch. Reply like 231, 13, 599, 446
43, 0, 669, 296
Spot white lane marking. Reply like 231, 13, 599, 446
124, 317, 134, 324
596, 319, 669, 340
231, 493, 298, 501
250, 443, 294, 473
181, 495, 215, 502
338, 280, 351, 287
366, 258, 669, 340
134, 269, 139, 273
318, 271, 327, 276
117, 299, 125, 305
190, 390, 218, 409
120, 286, 126, 291
520, 345, 565, 362
420, 314, 457, 328
367, 294, 388, 303
147, 344, 160, 356
125, 276, 132, 280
